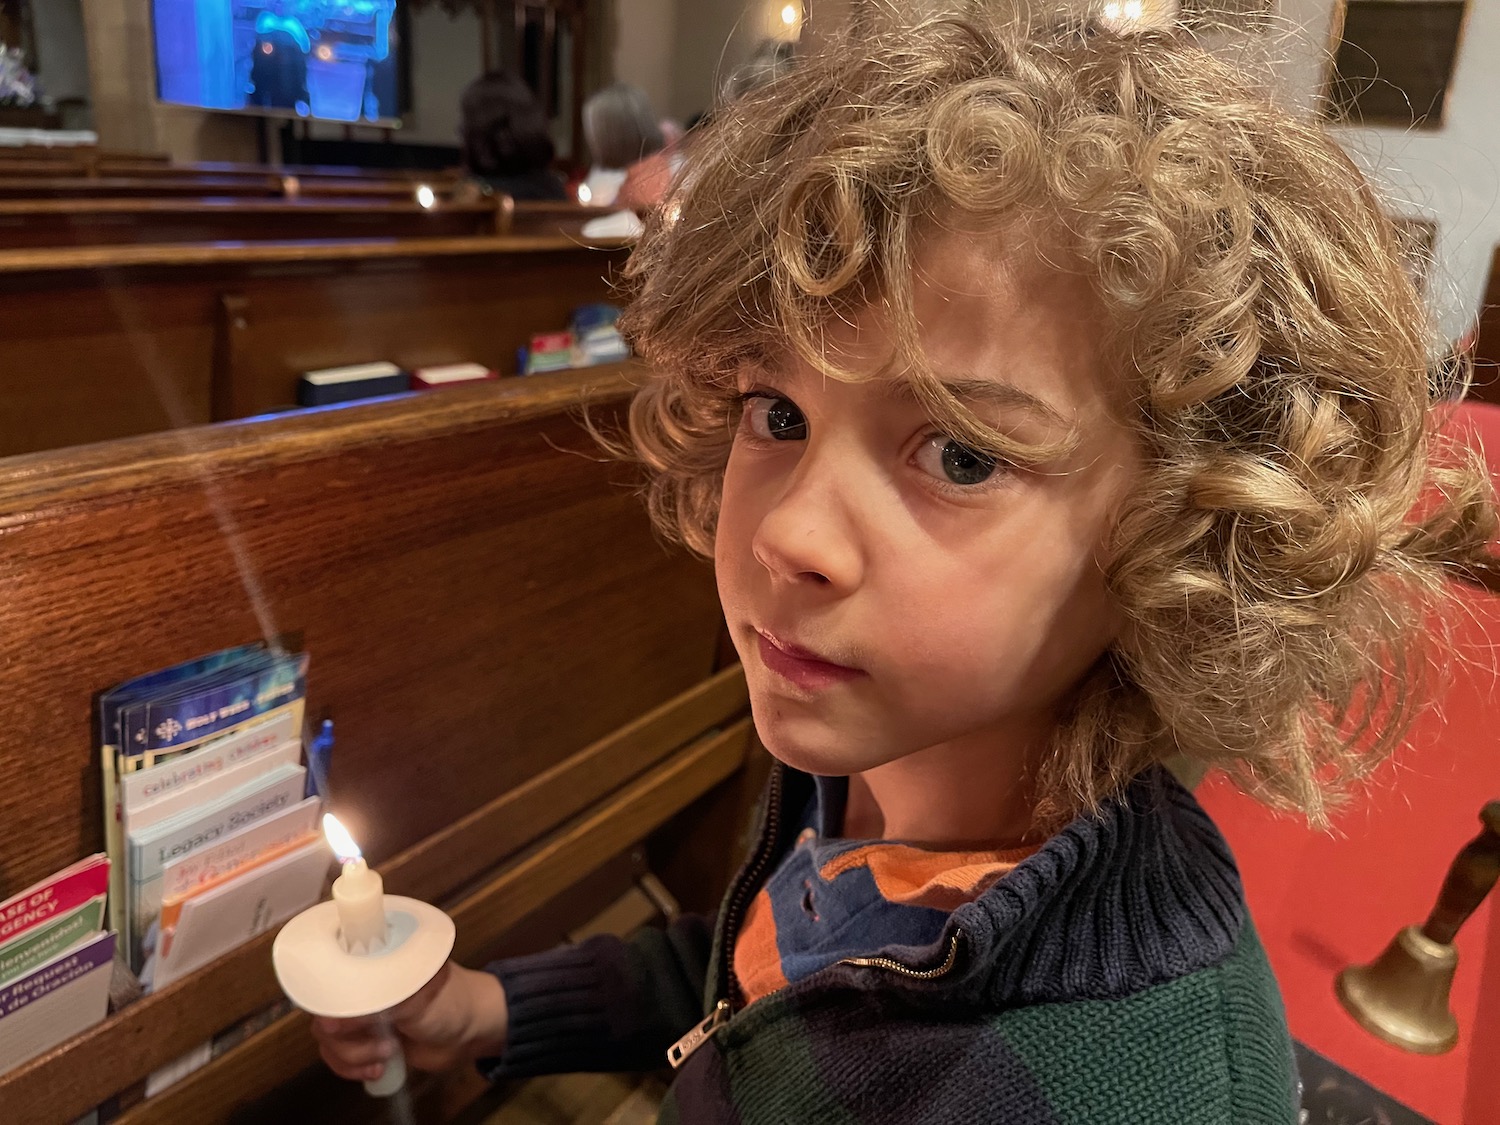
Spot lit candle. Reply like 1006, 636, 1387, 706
323, 814, 389, 953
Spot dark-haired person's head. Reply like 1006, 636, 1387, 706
459, 71, 555, 179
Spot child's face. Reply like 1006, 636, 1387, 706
716, 228, 1140, 779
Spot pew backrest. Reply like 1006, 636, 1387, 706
0, 197, 503, 248
0, 235, 631, 456
0, 367, 739, 1122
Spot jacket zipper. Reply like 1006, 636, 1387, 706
666, 1000, 732, 1069
668, 926, 965, 1069
668, 763, 784, 1069
836, 928, 964, 978
668, 764, 966, 1068
716, 762, 786, 1010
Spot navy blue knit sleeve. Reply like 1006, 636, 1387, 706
477, 912, 714, 1079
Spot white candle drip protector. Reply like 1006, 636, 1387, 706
273, 815, 455, 1097
274, 897, 454, 1095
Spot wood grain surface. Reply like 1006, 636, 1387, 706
506, 201, 616, 239
0, 198, 504, 248
0, 176, 285, 199
210, 240, 627, 420
0, 153, 453, 177
0, 236, 630, 455
0, 233, 627, 272
0, 364, 721, 892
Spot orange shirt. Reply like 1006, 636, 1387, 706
733, 831, 1038, 1005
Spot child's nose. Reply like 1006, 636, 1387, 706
750, 470, 863, 593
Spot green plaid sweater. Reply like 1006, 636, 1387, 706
482, 765, 1299, 1123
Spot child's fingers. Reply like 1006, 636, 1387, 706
321, 1051, 384, 1083
317, 1042, 386, 1082
315, 1031, 397, 1078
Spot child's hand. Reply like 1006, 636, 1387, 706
311, 961, 509, 1082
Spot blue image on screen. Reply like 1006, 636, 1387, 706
153, 1, 401, 123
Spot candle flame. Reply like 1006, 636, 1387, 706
322, 813, 362, 862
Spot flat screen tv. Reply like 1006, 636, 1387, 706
153, 1, 407, 125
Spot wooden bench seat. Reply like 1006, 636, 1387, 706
0, 175, 286, 199
0, 367, 745, 1124
508, 200, 617, 238
0, 197, 608, 250
0, 235, 631, 456
100, 160, 460, 186
0, 174, 458, 201
0, 197, 504, 248
0, 157, 460, 193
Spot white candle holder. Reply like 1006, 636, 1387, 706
273, 894, 455, 1097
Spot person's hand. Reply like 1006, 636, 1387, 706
311, 961, 509, 1083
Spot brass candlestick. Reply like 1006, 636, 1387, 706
1336, 801, 1500, 1054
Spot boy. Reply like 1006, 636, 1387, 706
313, 11, 1497, 1122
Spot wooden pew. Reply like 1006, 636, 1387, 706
0, 142, 102, 159
0, 144, 104, 173
0, 198, 601, 251
507, 200, 617, 238
0, 197, 503, 248
96, 159, 459, 186
0, 367, 746, 1124
0, 159, 460, 205
286, 177, 459, 200
0, 235, 631, 457
0, 155, 85, 177
0, 166, 459, 204
0, 175, 285, 199
0, 154, 456, 189
0, 146, 159, 168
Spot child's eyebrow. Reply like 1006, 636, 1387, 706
887, 376, 1069, 427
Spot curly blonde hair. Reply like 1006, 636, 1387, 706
614, 10, 1497, 825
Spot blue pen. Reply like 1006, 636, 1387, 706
306, 718, 334, 801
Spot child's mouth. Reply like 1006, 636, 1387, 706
754, 630, 865, 692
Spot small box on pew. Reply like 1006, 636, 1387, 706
411, 362, 497, 390
297, 361, 409, 407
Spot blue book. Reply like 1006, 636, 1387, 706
98, 643, 266, 751
117, 653, 307, 755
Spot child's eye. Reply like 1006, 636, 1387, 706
913, 435, 1004, 488
739, 393, 808, 441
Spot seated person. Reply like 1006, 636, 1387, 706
457, 71, 568, 202
581, 83, 677, 210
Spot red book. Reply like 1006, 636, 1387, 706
0, 854, 110, 949
411, 363, 498, 390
